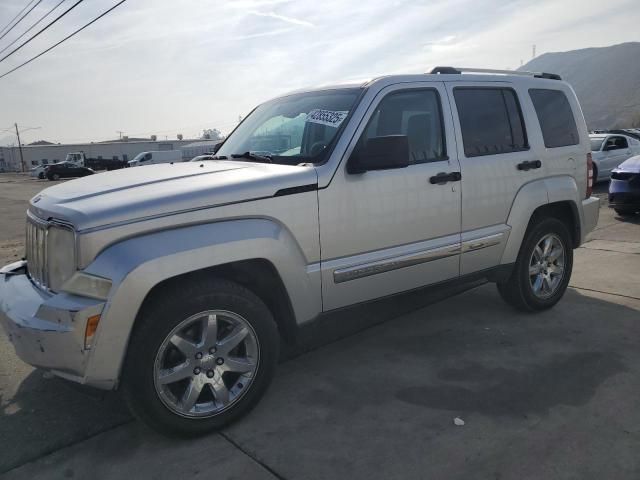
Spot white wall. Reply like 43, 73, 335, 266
1, 139, 199, 171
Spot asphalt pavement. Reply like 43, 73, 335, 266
1, 175, 639, 479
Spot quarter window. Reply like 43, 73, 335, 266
454, 88, 528, 157
359, 89, 447, 164
529, 89, 579, 148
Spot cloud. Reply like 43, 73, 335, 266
247, 10, 315, 27
0, 0, 638, 144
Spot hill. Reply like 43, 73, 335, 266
521, 42, 640, 129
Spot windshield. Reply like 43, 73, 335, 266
216, 88, 362, 165
590, 138, 605, 151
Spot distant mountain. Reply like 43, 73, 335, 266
521, 42, 640, 129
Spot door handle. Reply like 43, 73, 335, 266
429, 171, 461, 184
517, 160, 542, 171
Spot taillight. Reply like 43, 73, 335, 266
586, 152, 593, 198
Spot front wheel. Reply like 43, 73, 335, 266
497, 217, 573, 311
122, 278, 279, 436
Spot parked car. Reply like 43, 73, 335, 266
0, 67, 600, 436
189, 154, 216, 162
66, 152, 127, 171
46, 162, 95, 180
590, 133, 640, 183
30, 165, 49, 179
128, 150, 183, 167
609, 154, 640, 216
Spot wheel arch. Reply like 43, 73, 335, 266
136, 258, 298, 346
501, 176, 582, 264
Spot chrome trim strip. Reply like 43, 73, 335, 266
333, 243, 461, 284
332, 231, 507, 284
461, 232, 504, 253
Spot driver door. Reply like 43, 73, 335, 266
318, 82, 462, 311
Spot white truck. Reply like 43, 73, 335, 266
0, 67, 599, 436
128, 150, 184, 167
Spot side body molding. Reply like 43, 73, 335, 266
500, 176, 581, 265
82, 219, 321, 388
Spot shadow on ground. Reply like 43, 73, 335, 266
4, 284, 640, 480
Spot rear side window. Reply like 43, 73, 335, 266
529, 89, 579, 148
454, 88, 528, 157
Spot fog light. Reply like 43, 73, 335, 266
84, 314, 101, 350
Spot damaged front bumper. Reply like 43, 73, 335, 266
0, 260, 105, 385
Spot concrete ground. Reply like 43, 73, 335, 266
0, 174, 639, 479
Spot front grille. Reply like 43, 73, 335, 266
25, 213, 49, 289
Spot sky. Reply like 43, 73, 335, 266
0, 0, 638, 145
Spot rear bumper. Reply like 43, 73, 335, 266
581, 196, 600, 240
0, 260, 106, 386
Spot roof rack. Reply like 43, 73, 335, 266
429, 66, 561, 81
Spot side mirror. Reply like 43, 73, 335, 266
347, 135, 410, 174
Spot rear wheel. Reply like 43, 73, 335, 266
51, 173, 60, 181
497, 217, 573, 311
122, 278, 279, 436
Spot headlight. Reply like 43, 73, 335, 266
46, 225, 76, 291
62, 272, 112, 300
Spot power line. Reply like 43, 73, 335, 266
0, 0, 127, 80
0, 0, 36, 35
0, 0, 43, 43
0, 0, 67, 56
0, 0, 84, 64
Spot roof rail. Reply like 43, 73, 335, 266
429, 66, 561, 81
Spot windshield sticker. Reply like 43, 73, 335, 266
306, 109, 349, 128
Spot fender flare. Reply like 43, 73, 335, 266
500, 176, 581, 264
82, 218, 321, 388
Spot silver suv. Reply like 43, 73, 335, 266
0, 67, 600, 436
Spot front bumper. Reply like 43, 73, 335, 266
0, 260, 105, 385
581, 196, 600, 239
608, 192, 640, 209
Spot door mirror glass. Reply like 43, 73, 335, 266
347, 135, 410, 174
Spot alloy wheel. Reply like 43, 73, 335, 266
528, 233, 566, 299
153, 310, 260, 418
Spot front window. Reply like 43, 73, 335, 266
216, 88, 362, 165
590, 138, 604, 151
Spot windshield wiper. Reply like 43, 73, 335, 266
230, 152, 272, 164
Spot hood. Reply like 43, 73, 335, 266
29, 161, 318, 231
614, 154, 640, 172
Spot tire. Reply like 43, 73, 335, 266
38, 172, 45, 179
51, 173, 60, 181
497, 217, 573, 312
122, 277, 279, 437
614, 208, 636, 216
591, 164, 598, 185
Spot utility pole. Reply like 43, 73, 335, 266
116, 130, 124, 140
532, 44, 536, 60
15, 123, 25, 173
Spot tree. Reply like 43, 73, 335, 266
201, 128, 222, 140
177, 134, 183, 140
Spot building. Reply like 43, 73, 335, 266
0, 138, 200, 172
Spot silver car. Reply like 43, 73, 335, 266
0, 67, 600, 436
590, 133, 640, 183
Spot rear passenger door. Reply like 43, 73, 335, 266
447, 83, 544, 275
